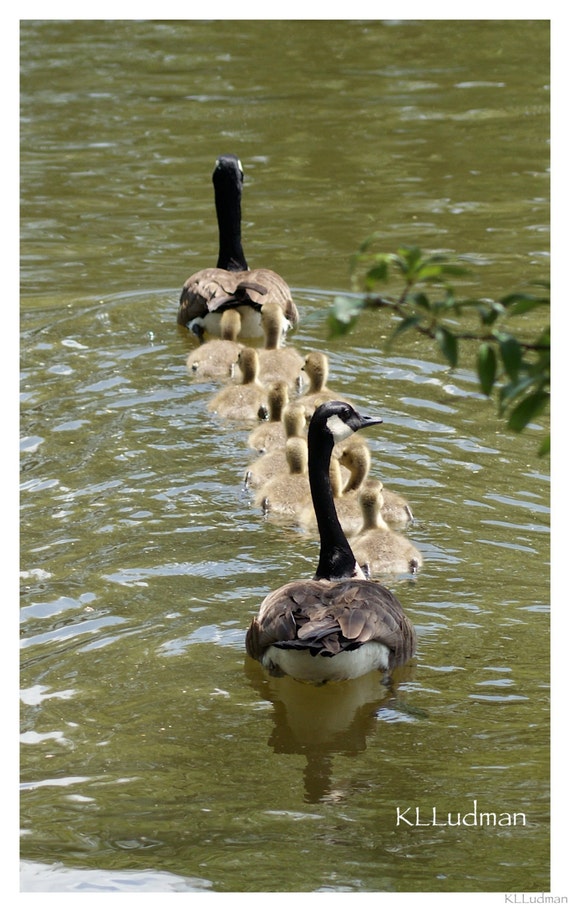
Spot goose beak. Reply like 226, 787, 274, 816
354, 412, 383, 431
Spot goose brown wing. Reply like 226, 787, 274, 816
246, 578, 415, 669
179, 267, 298, 327
178, 268, 249, 324
239, 269, 298, 326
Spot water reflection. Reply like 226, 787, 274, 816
244, 659, 420, 803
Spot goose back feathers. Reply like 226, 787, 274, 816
245, 578, 416, 682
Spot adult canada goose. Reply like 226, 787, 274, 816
247, 381, 289, 454
186, 308, 244, 380
245, 401, 416, 683
350, 481, 423, 577
257, 302, 304, 390
208, 347, 267, 423
245, 403, 307, 489
339, 438, 415, 528
178, 155, 299, 340
296, 351, 351, 417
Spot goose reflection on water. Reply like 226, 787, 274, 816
244, 658, 421, 803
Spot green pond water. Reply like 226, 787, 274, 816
20, 19, 550, 894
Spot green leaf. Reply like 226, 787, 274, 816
409, 291, 432, 311
506, 390, 549, 432
477, 343, 497, 396
415, 263, 448, 281
328, 295, 365, 337
498, 374, 536, 410
538, 434, 550, 457
479, 300, 506, 326
416, 262, 469, 282
501, 292, 550, 316
364, 260, 390, 288
394, 246, 422, 279
497, 334, 523, 381
435, 326, 458, 368
389, 314, 422, 343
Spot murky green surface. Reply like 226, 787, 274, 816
20, 20, 549, 893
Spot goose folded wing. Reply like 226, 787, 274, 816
244, 269, 298, 322
245, 604, 298, 660
179, 269, 247, 318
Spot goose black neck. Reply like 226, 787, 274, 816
215, 178, 248, 272
308, 423, 359, 581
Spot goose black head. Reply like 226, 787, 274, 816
213, 154, 244, 192
310, 401, 383, 445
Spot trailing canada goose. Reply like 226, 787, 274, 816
208, 347, 267, 423
350, 481, 423, 577
247, 381, 289, 454
257, 302, 304, 390
245, 401, 416, 683
245, 403, 307, 489
296, 351, 351, 417
186, 308, 244, 380
178, 155, 299, 340
339, 438, 415, 528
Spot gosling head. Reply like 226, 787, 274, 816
219, 308, 242, 341
302, 351, 329, 391
339, 439, 372, 492
260, 302, 286, 349
285, 437, 309, 475
236, 347, 260, 383
282, 403, 306, 438
358, 480, 389, 531
267, 381, 289, 420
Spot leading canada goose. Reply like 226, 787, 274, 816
245, 401, 416, 683
178, 155, 299, 340
186, 308, 244, 380
350, 481, 423, 577
208, 347, 267, 423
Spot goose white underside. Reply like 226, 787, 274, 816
191, 306, 291, 341
262, 641, 391, 683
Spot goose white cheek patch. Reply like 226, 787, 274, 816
326, 414, 355, 442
